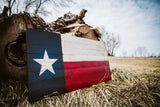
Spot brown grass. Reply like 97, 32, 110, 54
0, 57, 160, 107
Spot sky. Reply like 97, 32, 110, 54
1, 0, 160, 56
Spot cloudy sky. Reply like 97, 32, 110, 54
1, 0, 160, 56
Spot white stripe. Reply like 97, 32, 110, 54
61, 35, 108, 62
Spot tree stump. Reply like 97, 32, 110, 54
0, 7, 101, 80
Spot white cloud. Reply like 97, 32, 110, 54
59, 0, 160, 57
2, 0, 159, 56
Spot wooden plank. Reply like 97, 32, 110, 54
64, 61, 111, 92
27, 45, 107, 56
62, 48, 107, 56
61, 35, 101, 45
61, 42, 106, 51
61, 35, 108, 61
64, 61, 109, 69
63, 55, 108, 61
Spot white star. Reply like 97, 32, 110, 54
33, 50, 58, 76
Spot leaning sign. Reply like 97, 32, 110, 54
26, 28, 111, 102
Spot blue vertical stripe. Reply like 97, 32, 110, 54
26, 29, 66, 102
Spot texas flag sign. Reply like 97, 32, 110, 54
26, 29, 111, 102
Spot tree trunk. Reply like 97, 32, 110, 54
0, 8, 101, 80
0, 11, 34, 80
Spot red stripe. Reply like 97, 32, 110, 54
64, 61, 111, 92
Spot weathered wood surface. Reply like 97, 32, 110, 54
61, 35, 108, 61
0, 7, 102, 80
0, 13, 34, 80
26, 29, 110, 101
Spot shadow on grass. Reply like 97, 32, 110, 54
0, 80, 28, 106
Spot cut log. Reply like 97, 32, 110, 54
0, 7, 102, 80
0, 11, 34, 80
0, 6, 8, 23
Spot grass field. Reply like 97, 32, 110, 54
0, 57, 160, 107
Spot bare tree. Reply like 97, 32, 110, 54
133, 47, 147, 57
0, 7, 2, 12
24, 0, 51, 16
122, 51, 127, 57
34, 0, 50, 15
1, 0, 50, 16
98, 26, 120, 56
24, 0, 37, 11
1, 0, 72, 17
2, 0, 23, 15
6, 0, 16, 16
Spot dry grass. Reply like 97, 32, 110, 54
0, 57, 160, 107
